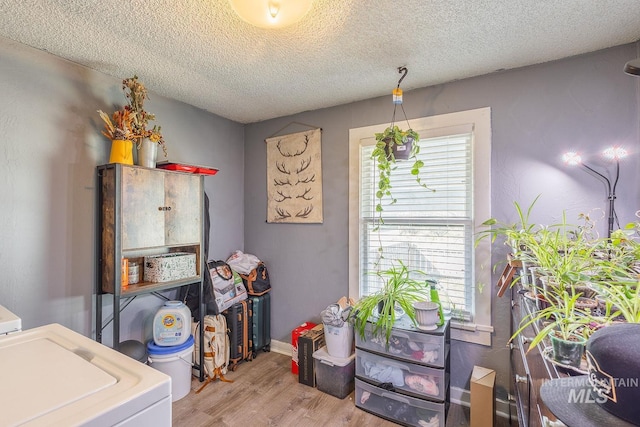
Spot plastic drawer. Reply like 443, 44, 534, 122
355, 320, 448, 368
355, 378, 447, 427
356, 349, 447, 401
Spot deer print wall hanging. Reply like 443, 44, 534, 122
266, 127, 323, 223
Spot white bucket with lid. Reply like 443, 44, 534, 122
147, 335, 194, 402
153, 301, 192, 346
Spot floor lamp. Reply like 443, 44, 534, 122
562, 147, 627, 239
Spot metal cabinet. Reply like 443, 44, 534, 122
119, 167, 202, 250
95, 163, 205, 380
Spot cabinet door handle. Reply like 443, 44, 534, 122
515, 374, 528, 384
157, 206, 172, 211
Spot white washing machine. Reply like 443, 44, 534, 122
0, 323, 172, 427
0, 304, 21, 335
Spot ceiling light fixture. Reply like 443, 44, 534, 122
624, 58, 640, 76
563, 147, 627, 238
229, 0, 313, 29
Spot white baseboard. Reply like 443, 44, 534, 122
270, 339, 292, 356
271, 340, 515, 421
450, 386, 514, 420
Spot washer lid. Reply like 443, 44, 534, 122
0, 304, 21, 334
1, 337, 116, 425
0, 324, 171, 426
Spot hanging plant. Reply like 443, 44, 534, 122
369, 67, 435, 269
370, 125, 431, 230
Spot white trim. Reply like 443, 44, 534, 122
269, 339, 292, 356
450, 386, 515, 421
348, 107, 493, 346
451, 320, 494, 346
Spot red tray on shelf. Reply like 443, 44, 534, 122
156, 161, 218, 176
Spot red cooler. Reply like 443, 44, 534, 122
291, 322, 316, 374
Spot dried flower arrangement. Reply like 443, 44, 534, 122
97, 75, 167, 157
98, 109, 135, 141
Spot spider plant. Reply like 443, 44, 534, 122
510, 288, 593, 352
352, 261, 429, 345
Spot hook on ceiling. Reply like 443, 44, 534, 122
397, 66, 408, 88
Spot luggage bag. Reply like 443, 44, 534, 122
250, 293, 271, 357
223, 299, 253, 371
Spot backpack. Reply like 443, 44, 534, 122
239, 262, 272, 296
193, 314, 233, 393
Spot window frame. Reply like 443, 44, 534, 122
348, 107, 493, 346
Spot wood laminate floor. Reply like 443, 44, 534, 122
172, 350, 515, 426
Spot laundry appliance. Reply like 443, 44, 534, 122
0, 323, 172, 426
0, 304, 21, 335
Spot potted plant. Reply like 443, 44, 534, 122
352, 261, 430, 345
370, 126, 431, 225
595, 273, 640, 323
98, 75, 167, 167
97, 109, 135, 165
121, 75, 167, 163
475, 195, 542, 253
475, 196, 543, 291
511, 288, 595, 367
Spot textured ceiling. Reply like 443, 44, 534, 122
1, 0, 640, 124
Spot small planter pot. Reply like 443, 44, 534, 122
527, 266, 548, 294
565, 284, 596, 299
549, 331, 586, 367
376, 300, 405, 320
575, 296, 597, 311
384, 136, 413, 161
137, 138, 158, 168
412, 301, 440, 330
523, 291, 551, 310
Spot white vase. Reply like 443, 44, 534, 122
137, 138, 158, 168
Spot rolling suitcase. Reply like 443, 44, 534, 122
223, 299, 253, 371
250, 293, 271, 357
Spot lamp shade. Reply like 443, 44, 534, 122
624, 58, 640, 76
229, 0, 313, 29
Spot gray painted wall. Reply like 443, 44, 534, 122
0, 37, 244, 346
1, 32, 638, 401
243, 43, 640, 399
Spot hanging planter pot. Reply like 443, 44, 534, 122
385, 135, 414, 161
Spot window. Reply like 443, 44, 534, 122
348, 108, 493, 345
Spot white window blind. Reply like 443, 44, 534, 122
359, 133, 474, 320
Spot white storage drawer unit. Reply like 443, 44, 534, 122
354, 318, 448, 368
356, 348, 448, 401
355, 378, 447, 427
355, 318, 450, 426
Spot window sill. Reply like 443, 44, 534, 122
450, 320, 493, 346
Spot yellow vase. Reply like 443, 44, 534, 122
109, 140, 134, 165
